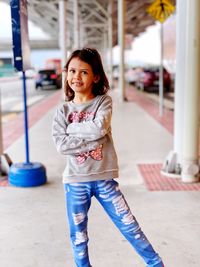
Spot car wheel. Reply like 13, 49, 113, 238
165, 84, 171, 92
56, 83, 62, 89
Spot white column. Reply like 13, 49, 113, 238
118, 0, 125, 101
108, 0, 113, 89
73, 0, 80, 49
174, 0, 187, 167
59, 0, 67, 68
103, 30, 108, 71
0, 89, 3, 155
162, 0, 187, 176
59, 0, 68, 96
159, 23, 164, 117
181, 0, 200, 182
80, 25, 84, 48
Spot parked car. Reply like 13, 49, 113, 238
136, 67, 172, 92
125, 67, 143, 85
35, 69, 62, 89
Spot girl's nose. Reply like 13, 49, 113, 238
74, 72, 81, 79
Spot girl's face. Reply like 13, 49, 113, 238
67, 57, 98, 97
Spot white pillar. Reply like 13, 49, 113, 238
159, 23, 164, 117
118, 0, 125, 101
181, 0, 200, 182
174, 0, 187, 166
80, 25, 84, 48
162, 0, 187, 176
108, 0, 113, 89
73, 0, 80, 49
59, 0, 68, 98
103, 30, 107, 63
59, 0, 67, 68
0, 90, 3, 155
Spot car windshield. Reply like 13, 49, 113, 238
39, 70, 56, 75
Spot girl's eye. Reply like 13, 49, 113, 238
69, 69, 75, 73
82, 71, 88, 75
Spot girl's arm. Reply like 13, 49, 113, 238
52, 107, 106, 155
66, 95, 112, 141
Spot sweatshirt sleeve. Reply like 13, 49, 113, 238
66, 95, 112, 141
52, 106, 106, 155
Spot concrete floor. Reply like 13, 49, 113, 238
1, 89, 200, 267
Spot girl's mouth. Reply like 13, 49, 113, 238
73, 82, 83, 86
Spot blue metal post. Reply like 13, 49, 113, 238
8, 0, 47, 187
22, 71, 30, 164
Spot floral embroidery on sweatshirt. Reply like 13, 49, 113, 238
68, 111, 95, 123
75, 145, 103, 164
68, 111, 103, 164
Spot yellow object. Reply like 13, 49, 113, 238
147, 0, 175, 23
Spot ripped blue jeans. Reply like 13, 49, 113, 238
64, 179, 164, 267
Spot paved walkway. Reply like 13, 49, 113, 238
0, 85, 200, 267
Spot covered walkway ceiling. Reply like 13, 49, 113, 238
2, 0, 176, 49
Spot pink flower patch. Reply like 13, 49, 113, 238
68, 111, 95, 123
75, 145, 103, 164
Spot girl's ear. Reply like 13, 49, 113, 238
94, 75, 100, 83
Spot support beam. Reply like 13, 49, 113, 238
173, 0, 187, 170
94, 0, 108, 18
159, 23, 164, 117
118, 0, 126, 101
82, 23, 107, 28
108, 0, 113, 89
162, 0, 187, 177
73, 0, 80, 49
181, 0, 200, 182
59, 0, 67, 67
103, 30, 108, 69
81, 6, 107, 24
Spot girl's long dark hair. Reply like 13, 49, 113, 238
63, 48, 110, 101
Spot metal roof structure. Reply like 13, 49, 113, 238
2, 0, 176, 50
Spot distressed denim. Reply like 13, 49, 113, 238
64, 179, 164, 267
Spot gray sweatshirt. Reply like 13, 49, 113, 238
52, 94, 119, 183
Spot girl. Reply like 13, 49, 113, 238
52, 48, 164, 267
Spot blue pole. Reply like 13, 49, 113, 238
22, 71, 30, 164
8, 71, 47, 187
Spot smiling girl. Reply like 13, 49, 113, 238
52, 48, 164, 267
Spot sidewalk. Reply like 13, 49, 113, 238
0, 86, 200, 267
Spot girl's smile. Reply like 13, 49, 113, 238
72, 81, 83, 87
67, 57, 99, 103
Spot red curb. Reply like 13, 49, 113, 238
126, 87, 174, 135
0, 76, 19, 83
137, 163, 200, 191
